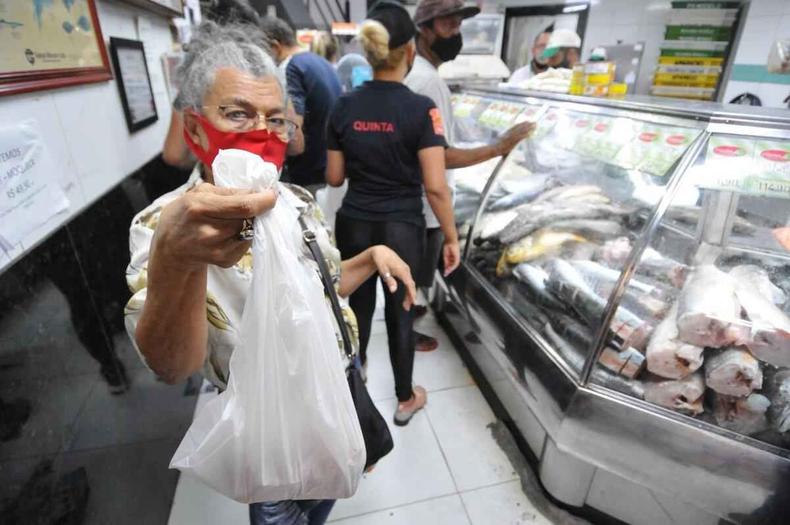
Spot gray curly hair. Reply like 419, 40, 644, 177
174, 21, 284, 111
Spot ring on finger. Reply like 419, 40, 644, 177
381, 272, 392, 280
237, 218, 254, 241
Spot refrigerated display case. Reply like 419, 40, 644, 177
438, 86, 790, 524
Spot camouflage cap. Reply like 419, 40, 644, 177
413, 0, 480, 27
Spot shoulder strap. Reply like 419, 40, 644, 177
298, 216, 355, 360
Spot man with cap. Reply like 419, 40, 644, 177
542, 28, 582, 69
405, 0, 535, 350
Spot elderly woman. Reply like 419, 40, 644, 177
124, 22, 416, 525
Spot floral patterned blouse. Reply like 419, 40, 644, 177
124, 170, 359, 389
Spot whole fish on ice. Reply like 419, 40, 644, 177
546, 259, 650, 349
544, 219, 623, 241
646, 304, 704, 379
500, 202, 630, 244
488, 174, 559, 211
644, 373, 705, 416
477, 210, 519, 240
704, 347, 763, 397
502, 230, 586, 265
676, 265, 747, 348
512, 263, 566, 310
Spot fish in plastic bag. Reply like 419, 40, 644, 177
170, 149, 366, 503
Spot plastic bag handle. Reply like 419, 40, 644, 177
298, 216, 355, 361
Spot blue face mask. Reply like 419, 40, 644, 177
351, 65, 372, 88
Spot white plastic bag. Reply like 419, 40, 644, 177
170, 149, 366, 503
315, 180, 347, 231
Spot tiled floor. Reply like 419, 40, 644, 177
168, 307, 553, 525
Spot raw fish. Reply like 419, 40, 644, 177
676, 265, 747, 348
541, 321, 645, 397
544, 219, 623, 241
488, 175, 559, 211
500, 202, 630, 244
512, 263, 566, 310
647, 304, 704, 379
644, 373, 705, 415
570, 260, 657, 296
639, 248, 688, 288
477, 210, 519, 240
599, 346, 645, 379
502, 230, 586, 265
734, 284, 790, 367
596, 241, 687, 288
705, 347, 763, 397
597, 237, 632, 267
546, 259, 650, 349
713, 393, 770, 435
764, 369, 790, 434
729, 265, 786, 306
531, 184, 603, 205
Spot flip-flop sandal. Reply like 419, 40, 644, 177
415, 332, 438, 352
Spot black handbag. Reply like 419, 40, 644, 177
298, 217, 394, 469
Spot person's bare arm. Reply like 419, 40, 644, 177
326, 150, 345, 187
162, 111, 195, 168
134, 184, 277, 384
286, 103, 305, 156
420, 146, 460, 275
445, 121, 536, 169
339, 246, 417, 310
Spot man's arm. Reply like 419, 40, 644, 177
445, 121, 536, 169
285, 61, 306, 157
286, 102, 305, 156
326, 150, 345, 186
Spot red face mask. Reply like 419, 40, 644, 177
183, 113, 288, 171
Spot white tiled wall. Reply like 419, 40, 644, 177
0, 0, 174, 273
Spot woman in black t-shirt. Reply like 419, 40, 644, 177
326, 2, 459, 427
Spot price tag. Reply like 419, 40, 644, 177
0, 120, 70, 248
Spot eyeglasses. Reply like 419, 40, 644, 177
202, 105, 299, 139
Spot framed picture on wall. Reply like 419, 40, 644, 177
119, 0, 183, 17
109, 37, 158, 133
0, 0, 112, 97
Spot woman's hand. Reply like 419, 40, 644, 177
443, 239, 460, 276
153, 183, 277, 270
370, 246, 417, 311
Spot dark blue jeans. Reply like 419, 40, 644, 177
249, 499, 335, 525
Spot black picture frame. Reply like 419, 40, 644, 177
109, 37, 158, 133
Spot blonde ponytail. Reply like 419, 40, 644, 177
358, 20, 390, 69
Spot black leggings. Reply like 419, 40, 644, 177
335, 214, 424, 402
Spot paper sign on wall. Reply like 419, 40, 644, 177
0, 120, 70, 249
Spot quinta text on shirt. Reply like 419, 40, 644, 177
352, 120, 395, 133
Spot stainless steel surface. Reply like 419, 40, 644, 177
578, 131, 710, 384
558, 385, 790, 521
539, 437, 596, 507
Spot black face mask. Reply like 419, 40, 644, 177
431, 33, 463, 62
